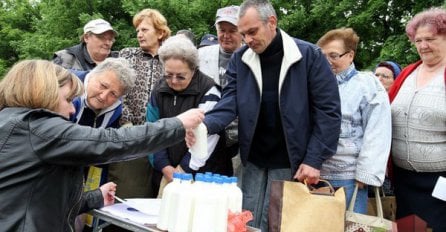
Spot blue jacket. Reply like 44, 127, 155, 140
203, 30, 341, 173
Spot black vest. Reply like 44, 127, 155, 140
152, 71, 234, 175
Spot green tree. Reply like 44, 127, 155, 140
0, 0, 38, 74
0, 0, 445, 79
277, 0, 444, 69
17, 0, 132, 60
17, 0, 89, 60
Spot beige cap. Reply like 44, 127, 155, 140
215, 5, 240, 26
83, 19, 117, 36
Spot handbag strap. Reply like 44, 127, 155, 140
379, 186, 386, 197
373, 186, 384, 218
347, 183, 359, 212
348, 184, 385, 219
305, 179, 335, 196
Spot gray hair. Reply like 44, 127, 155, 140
239, 0, 277, 24
89, 57, 136, 94
158, 35, 199, 70
176, 29, 195, 45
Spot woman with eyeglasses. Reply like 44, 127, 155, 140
316, 27, 392, 214
388, 8, 446, 231
374, 61, 402, 92
147, 35, 235, 197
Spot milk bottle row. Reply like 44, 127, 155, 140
157, 172, 243, 232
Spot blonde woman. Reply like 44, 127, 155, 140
0, 60, 203, 231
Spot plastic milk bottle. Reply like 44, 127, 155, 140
168, 173, 194, 232
191, 175, 213, 231
227, 176, 243, 213
213, 176, 229, 232
190, 123, 207, 159
157, 172, 181, 230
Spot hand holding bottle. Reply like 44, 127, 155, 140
176, 108, 204, 129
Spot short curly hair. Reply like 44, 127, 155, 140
158, 35, 199, 70
133, 8, 171, 43
406, 7, 446, 42
317, 27, 359, 53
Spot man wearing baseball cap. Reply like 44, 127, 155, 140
199, 5, 243, 88
198, 5, 243, 180
53, 19, 118, 71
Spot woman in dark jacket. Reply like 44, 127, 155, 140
147, 35, 236, 197
0, 59, 203, 232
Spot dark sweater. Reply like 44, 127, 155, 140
249, 29, 290, 169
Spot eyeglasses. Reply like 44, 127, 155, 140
325, 51, 349, 61
94, 34, 115, 43
375, 73, 392, 80
164, 74, 187, 82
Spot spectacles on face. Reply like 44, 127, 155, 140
164, 73, 187, 82
94, 34, 116, 43
325, 51, 349, 61
375, 73, 392, 80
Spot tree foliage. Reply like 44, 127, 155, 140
0, 0, 444, 78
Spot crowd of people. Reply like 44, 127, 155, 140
0, 0, 445, 231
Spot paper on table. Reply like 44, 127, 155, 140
124, 198, 162, 215
101, 201, 160, 225
432, 176, 446, 201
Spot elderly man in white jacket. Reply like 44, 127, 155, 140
198, 5, 243, 180
199, 5, 243, 88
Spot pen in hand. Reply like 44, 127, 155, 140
113, 195, 126, 204
112, 195, 139, 212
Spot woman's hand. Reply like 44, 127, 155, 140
161, 165, 177, 182
176, 108, 204, 130
356, 181, 366, 189
99, 182, 117, 206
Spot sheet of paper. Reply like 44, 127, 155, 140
124, 198, 161, 215
100, 202, 159, 225
432, 176, 446, 201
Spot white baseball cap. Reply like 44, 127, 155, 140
215, 5, 240, 26
83, 19, 117, 36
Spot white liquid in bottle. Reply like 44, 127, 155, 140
169, 173, 194, 232
213, 176, 228, 232
157, 172, 181, 230
190, 123, 208, 159
227, 176, 243, 213
191, 175, 228, 232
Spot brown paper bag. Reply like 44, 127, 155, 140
269, 180, 346, 232
367, 187, 396, 221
